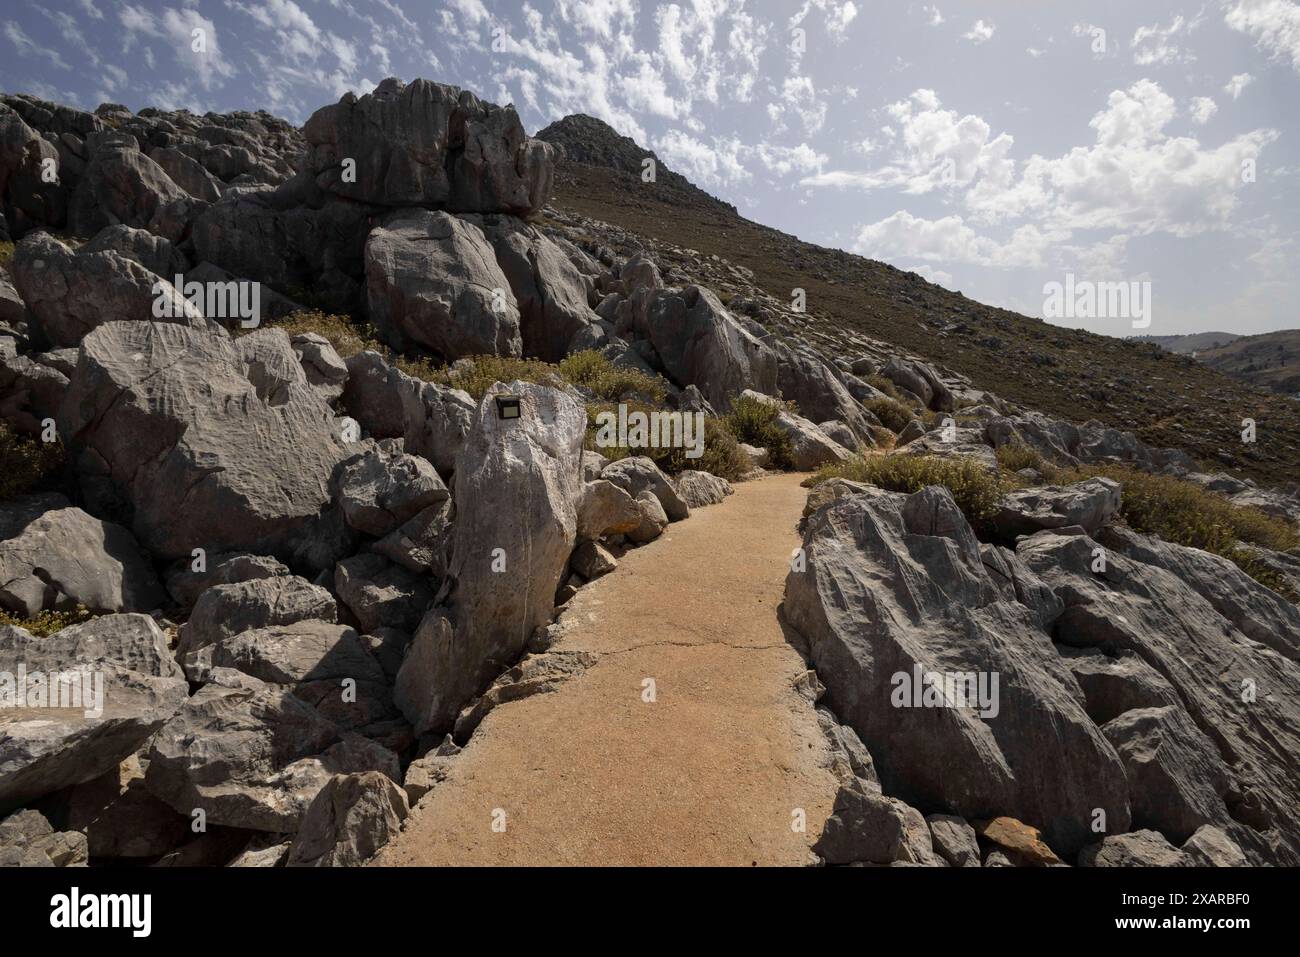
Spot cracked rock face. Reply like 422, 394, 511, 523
58, 320, 354, 567
0, 493, 165, 616
399, 381, 586, 735
1020, 530, 1300, 864
299, 78, 555, 216
12, 231, 206, 349
365, 208, 523, 359
0, 615, 189, 812
785, 484, 1130, 856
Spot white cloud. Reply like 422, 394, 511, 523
1225, 71, 1256, 97
754, 142, 827, 176
1190, 96, 1218, 123
76, 0, 104, 20
653, 129, 751, 188
1131, 14, 1202, 66
5, 23, 70, 70
963, 20, 995, 44
1224, 0, 1300, 73
923, 6, 944, 27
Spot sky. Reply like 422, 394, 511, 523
2, 0, 1298, 338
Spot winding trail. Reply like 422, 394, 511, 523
375, 472, 841, 866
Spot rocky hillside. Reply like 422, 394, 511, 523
547, 143, 1300, 489
1133, 331, 1241, 354
1196, 330, 1300, 398
0, 78, 1297, 869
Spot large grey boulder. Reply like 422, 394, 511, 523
1102, 706, 1233, 844
814, 777, 938, 865
365, 208, 522, 358
333, 439, 448, 537
372, 500, 454, 576
0, 809, 88, 867
673, 470, 734, 509
1182, 825, 1249, 866
1078, 829, 1188, 867
576, 479, 642, 541
80, 223, 189, 279
342, 350, 476, 478
397, 381, 585, 734
772, 407, 853, 470
927, 814, 981, 867
334, 553, 433, 633
0, 106, 66, 233
178, 575, 337, 657
297, 77, 554, 216
991, 478, 1122, 538
0, 494, 164, 615
0, 615, 188, 812
145, 670, 399, 832
12, 232, 205, 348
600, 456, 690, 522
68, 132, 193, 235
1057, 646, 1181, 725
164, 551, 290, 610
148, 145, 223, 202
880, 356, 954, 412
785, 484, 1130, 855
1020, 529, 1300, 864
58, 321, 354, 568
286, 771, 409, 867
1099, 524, 1300, 661
774, 342, 878, 443
631, 285, 777, 410
198, 620, 400, 737
463, 213, 596, 360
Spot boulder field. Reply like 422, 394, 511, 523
0, 78, 1296, 868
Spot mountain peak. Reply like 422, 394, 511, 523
536, 113, 735, 214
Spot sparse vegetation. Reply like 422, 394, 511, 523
0, 240, 14, 276
720, 392, 794, 470
994, 442, 1048, 474
584, 401, 748, 481
807, 453, 1008, 527
865, 374, 902, 401
268, 309, 380, 358
0, 605, 95, 637
0, 423, 65, 502
865, 396, 915, 434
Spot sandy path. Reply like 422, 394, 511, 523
374, 471, 841, 867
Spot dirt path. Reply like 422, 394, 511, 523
375, 471, 841, 867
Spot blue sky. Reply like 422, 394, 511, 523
3, 0, 1298, 337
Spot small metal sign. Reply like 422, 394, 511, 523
495, 395, 521, 420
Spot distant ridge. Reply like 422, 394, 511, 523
535, 113, 737, 214
1132, 332, 1242, 355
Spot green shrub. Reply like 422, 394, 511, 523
1076, 465, 1299, 556
0, 240, 14, 276
427, 354, 564, 400
265, 310, 380, 359
865, 396, 916, 434
866, 374, 902, 401
720, 393, 794, 470
995, 442, 1048, 474
807, 453, 1008, 527
0, 423, 64, 502
0, 605, 95, 637
557, 351, 667, 403
583, 402, 747, 480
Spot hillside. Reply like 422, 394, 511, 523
540, 119, 1300, 488
1132, 332, 1241, 354
1197, 330, 1300, 398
